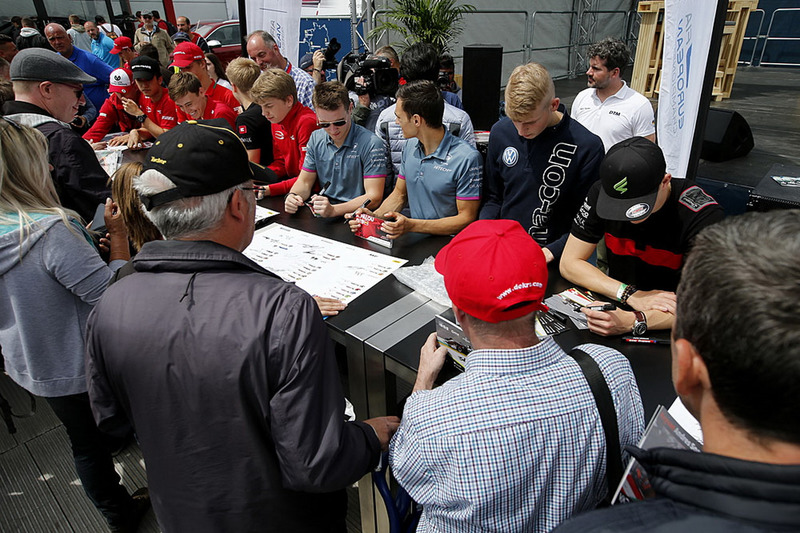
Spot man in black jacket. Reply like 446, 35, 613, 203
4, 47, 110, 221
85, 121, 400, 533
554, 209, 800, 533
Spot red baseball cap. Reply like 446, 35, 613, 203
435, 220, 548, 323
110, 36, 133, 55
170, 42, 205, 68
108, 67, 135, 94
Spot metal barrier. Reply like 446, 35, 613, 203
758, 7, 800, 67
369, 7, 637, 81
739, 8, 765, 66
575, 10, 634, 76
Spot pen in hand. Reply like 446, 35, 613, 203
307, 185, 329, 217
344, 198, 371, 223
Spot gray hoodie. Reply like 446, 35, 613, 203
0, 214, 123, 397
68, 23, 92, 52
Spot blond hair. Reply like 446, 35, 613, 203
225, 58, 261, 95
111, 162, 162, 251
250, 68, 297, 104
0, 118, 81, 245
504, 63, 555, 121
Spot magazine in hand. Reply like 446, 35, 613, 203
612, 404, 702, 504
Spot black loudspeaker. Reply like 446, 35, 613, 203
462, 44, 503, 131
700, 109, 754, 162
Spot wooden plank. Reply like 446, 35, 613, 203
0, 374, 61, 453
0, 441, 72, 532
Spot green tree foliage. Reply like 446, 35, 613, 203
370, 0, 476, 53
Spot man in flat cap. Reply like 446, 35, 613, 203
4, 47, 111, 221
85, 121, 400, 533
560, 137, 724, 336
390, 219, 644, 533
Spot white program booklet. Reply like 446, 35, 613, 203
244, 224, 407, 304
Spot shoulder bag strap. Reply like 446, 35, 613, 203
568, 347, 623, 505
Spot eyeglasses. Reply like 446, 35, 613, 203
142, 15, 152, 19
239, 185, 267, 200
60, 83, 84, 99
317, 119, 347, 129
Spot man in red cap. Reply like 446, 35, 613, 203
170, 41, 239, 111
83, 67, 141, 142
109, 36, 138, 68
109, 55, 178, 148
389, 218, 645, 533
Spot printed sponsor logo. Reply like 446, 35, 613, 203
239, 125, 247, 134
274, 131, 285, 140
626, 203, 650, 219
502, 147, 518, 167
614, 177, 628, 194
529, 142, 577, 242
497, 281, 543, 300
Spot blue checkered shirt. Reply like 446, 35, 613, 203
389, 337, 644, 533
286, 60, 315, 110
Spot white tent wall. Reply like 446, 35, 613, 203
371, 0, 637, 86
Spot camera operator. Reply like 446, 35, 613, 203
439, 53, 462, 102
342, 53, 398, 132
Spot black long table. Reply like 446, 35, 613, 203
256, 196, 674, 533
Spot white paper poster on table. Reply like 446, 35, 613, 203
233, 0, 301, 65
244, 224, 407, 304
657, 0, 718, 179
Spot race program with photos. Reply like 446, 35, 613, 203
244, 224, 407, 304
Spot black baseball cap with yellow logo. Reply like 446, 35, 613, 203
140, 120, 275, 209
597, 137, 667, 222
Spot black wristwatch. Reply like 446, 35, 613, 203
632, 311, 648, 336
136, 114, 147, 124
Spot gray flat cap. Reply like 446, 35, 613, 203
10, 48, 96, 84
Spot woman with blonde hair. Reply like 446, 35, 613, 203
111, 162, 162, 251
0, 118, 149, 531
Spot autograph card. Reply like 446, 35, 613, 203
354, 213, 392, 249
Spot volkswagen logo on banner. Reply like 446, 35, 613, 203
502, 147, 519, 167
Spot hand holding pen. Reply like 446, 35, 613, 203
343, 198, 371, 223
307, 185, 329, 217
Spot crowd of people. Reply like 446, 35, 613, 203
0, 11, 798, 533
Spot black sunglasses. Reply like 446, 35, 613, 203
56, 82, 83, 99
317, 119, 347, 128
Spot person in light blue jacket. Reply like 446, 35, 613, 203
0, 117, 149, 533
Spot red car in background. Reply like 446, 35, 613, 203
194, 19, 242, 67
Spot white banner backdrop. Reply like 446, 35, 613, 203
231, 0, 302, 65
657, 0, 718, 179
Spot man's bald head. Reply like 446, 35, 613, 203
84, 21, 100, 40
44, 23, 73, 55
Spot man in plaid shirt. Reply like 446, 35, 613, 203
390, 219, 645, 532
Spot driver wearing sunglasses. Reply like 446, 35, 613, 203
284, 81, 387, 218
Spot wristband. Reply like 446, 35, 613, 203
616, 283, 628, 301
620, 284, 638, 306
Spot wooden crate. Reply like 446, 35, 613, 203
631, 0, 758, 101
713, 0, 758, 100
631, 1, 665, 97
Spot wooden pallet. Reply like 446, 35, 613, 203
631, 0, 758, 100
631, 1, 664, 97
713, 0, 758, 100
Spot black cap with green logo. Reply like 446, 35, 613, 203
597, 136, 667, 222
